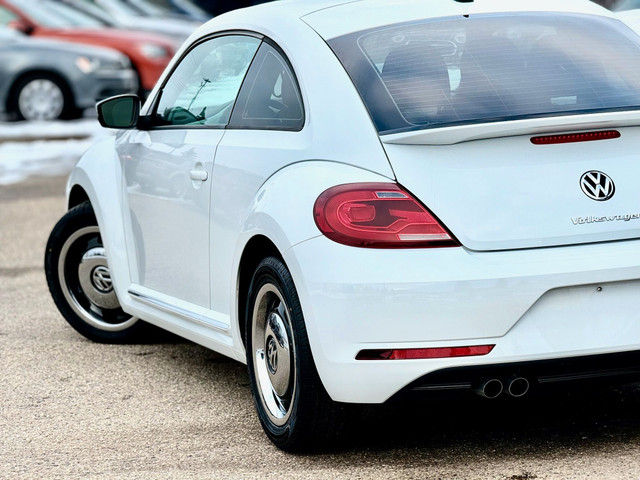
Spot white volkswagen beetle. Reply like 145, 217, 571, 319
45, 0, 640, 450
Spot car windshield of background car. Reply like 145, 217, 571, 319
45, 1, 108, 27
5, 0, 99, 28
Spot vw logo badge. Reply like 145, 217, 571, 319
580, 170, 615, 201
91, 265, 113, 293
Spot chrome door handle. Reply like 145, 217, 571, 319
189, 169, 208, 181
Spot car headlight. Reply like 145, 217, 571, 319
139, 43, 170, 59
75, 56, 101, 74
76, 55, 131, 74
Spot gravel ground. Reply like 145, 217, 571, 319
2, 176, 640, 480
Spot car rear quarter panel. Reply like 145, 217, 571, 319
228, 160, 396, 356
196, 13, 398, 348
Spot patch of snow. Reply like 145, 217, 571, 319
0, 119, 114, 185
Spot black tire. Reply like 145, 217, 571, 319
245, 256, 346, 451
44, 201, 149, 343
9, 73, 80, 121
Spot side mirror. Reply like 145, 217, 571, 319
96, 94, 141, 129
8, 19, 34, 35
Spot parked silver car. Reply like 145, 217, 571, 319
0, 27, 137, 120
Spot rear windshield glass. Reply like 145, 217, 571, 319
328, 13, 640, 134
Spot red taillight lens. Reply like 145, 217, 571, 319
356, 345, 495, 360
313, 183, 458, 248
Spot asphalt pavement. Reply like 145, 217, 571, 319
2, 175, 640, 479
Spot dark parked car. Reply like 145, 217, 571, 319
0, 27, 136, 120
0, 0, 177, 95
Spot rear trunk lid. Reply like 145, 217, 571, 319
324, 10, 640, 251
382, 120, 640, 251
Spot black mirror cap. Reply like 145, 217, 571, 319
96, 94, 141, 129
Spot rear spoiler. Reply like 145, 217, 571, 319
381, 110, 640, 145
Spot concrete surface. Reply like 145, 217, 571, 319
2, 176, 640, 479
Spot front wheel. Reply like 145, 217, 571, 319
11, 74, 81, 121
245, 257, 346, 451
45, 201, 148, 343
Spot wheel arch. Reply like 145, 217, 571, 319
64, 136, 132, 307
68, 185, 91, 210
237, 234, 284, 349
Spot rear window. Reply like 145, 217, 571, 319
328, 13, 640, 134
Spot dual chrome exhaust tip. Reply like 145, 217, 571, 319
475, 376, 530, 399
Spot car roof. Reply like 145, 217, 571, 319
196, 0, 614, 41
304, 0, 614, 39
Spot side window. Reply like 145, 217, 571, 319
154, 35, 261, 127
0, 7, 18, 26
229, 42, 304, 131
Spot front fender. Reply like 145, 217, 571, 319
66, 135, 131, 306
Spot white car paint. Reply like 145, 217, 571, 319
64, 0, 640, 407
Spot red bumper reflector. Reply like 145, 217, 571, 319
530, 130, 620, 145
356, 345, 495, 360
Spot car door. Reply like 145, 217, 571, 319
208, 40, 306, 315
120, 33, 261, 315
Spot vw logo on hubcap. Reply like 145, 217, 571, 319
91, 265, 113, 293
266, 336, 278, 374
580, 170, 615, 201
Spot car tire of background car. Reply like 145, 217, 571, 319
10, 73, 81, 121
45, 201, 150, 343
245, 256, 347, 451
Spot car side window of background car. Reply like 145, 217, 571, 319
0, 7, 18, 27
228, 41, 304, 131
153, 35, 261, 127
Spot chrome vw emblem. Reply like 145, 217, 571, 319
580, 171, 615, 201
266, 336, 278, 374
91, 265, 113, 293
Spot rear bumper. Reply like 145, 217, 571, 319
395, 349, 640, 400
285, 236, 640, 403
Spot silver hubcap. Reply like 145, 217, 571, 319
252, 284, 296, 426
58, 226, 137, 331
77, 247, 120, 310
18, 78, 64, 121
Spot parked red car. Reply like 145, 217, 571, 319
0, 0, 177, 93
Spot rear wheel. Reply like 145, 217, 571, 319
245, 257, 346, 451
45, 202, 148, 343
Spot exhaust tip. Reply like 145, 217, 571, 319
475, 378, 503, 399
507, 377, 530, 398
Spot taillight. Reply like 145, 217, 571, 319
313, 183, 458, 248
